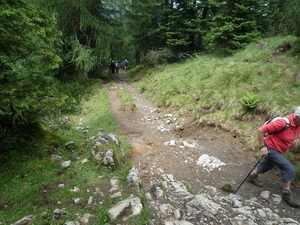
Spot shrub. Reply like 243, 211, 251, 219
241, 92, 259, 110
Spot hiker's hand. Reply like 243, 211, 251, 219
260, 146, 269, 156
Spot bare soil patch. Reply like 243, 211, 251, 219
107, 71, 300, 221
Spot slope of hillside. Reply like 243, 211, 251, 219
2, 36, 300, 224
107, 71, 300, 223
130, 35, 300, 153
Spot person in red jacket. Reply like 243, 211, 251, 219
248, 106, 300, 207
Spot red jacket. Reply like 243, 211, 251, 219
261, 113, 300, 153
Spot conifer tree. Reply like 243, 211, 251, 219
0, 0, 63, 133
279, 0, 300, 37
27, 0, 120, 78
208, 0, 262, 55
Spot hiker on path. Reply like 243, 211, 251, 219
115, 61, 119, 74
122, 59, 130, 71
248, 106, 300, 207
111, 60, 116, 74
109, 60, 116, 74
108, 59, 113, 74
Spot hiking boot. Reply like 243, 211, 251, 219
282, 190, 300, 207
248, 173, 264, 187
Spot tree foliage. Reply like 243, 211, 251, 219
279, 0, 300, 37
1, 0, 300, 145
126, 0, 300, 60
208, 0, 262, 55
27, 0, 124, 79
0, 0, 65, 135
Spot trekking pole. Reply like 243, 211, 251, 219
234, 155, 264, 194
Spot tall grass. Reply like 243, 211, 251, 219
132, 35, 300, 152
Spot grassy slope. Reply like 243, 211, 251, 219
1, 35, 300, 224
130, 35, 300, 152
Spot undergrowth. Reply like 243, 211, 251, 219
0, 85, 133, 224
2, 35, 300, 224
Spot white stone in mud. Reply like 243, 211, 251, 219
260, 190, 270, 199
272, 194, 282, 204
196, 154, 226, 171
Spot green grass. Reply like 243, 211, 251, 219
132, 35, 300, 152
1, 35, 300, 224
0, 85, 132, 224
117, 89, 136, 111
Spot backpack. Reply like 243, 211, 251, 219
263, 115, 290, 137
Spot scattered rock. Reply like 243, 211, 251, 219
102, 150, 114, 166
11, 215, 36, 225
61, 160, 71, 169
127, 167, 141, 189
196, 154, 226, 172
52, 209, 68, 220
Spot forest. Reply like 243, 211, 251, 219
1, 0, 300, 144
1, 0, 300, 224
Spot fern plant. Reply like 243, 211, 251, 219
241, 92, 259, 110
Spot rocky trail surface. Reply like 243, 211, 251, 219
8, 71, 300, 225
107, 71, 300, 224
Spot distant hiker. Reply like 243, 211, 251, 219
108, 59, 113, 74
122, 59, 130, 71
248, 106, 300, 207
115, 61, 119, 74
111, 60, 116, 74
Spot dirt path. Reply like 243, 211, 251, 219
107, 71, 300, 221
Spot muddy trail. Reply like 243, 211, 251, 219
107, 71, 300, 221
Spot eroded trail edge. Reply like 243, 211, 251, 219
107, 72, 300, 222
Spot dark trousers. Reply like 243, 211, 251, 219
257, 148, 295, 182
110, 67, 115, 74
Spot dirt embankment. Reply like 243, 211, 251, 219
107, 71, 300, 221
